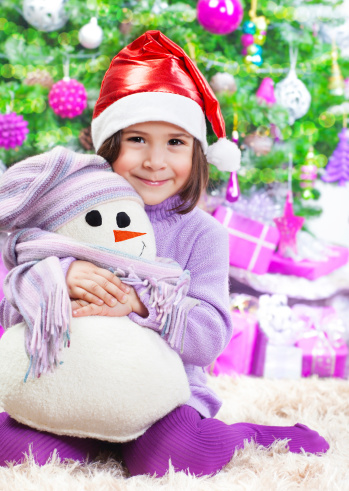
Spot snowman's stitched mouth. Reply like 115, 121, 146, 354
139, 241, 146, 257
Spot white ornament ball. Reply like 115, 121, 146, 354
275, 69, 311, 125
78, 17, 103, 50
209, 72, 237, 94
22, 0, 69, 32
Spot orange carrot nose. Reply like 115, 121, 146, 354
113, 230, 146, 242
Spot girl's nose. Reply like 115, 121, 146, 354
143, 146, 167, 170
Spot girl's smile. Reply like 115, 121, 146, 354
111, 121, 194, 206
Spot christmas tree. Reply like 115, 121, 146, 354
0, 0, 349, 219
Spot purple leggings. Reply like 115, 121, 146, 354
0, 406, 329, 476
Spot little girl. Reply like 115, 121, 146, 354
0, 30, 328, 475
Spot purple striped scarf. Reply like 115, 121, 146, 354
0, 228, 191, 381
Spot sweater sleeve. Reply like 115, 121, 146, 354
173, 222, 232, 366
130, 219, 233, 367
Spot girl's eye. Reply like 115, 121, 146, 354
168, 139, 184, 146
128, 136, 145, 143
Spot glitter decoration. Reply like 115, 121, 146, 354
274, 190, 305, 257
22, 0, 69, 32
230, 188, 281, 225
49, 79, 87, 119
0, 113, 29, 150
322, 128, 349, 185
197, 0, 244, 35
78, 17, 103, 49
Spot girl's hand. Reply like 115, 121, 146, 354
71, 287, 148, 318
66, 260, 131, 307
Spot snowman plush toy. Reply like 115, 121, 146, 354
0, 146, 192, 443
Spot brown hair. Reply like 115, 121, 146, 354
97, 131, 209, 215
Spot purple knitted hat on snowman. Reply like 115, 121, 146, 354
0, 146, 143, 233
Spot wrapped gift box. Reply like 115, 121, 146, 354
267, 245, 349, 280
293, 304, 348, 378
251, 294, 304, 379
209, 311, 259, 376
213, 205, 280, 274
295, 332, 347, 378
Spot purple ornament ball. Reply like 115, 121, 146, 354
49, 78, 87, 119
241, 33, 254, 47
0, 113, 29, 150
197, 0, 244, 35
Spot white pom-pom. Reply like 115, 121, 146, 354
206, 138, 241, 172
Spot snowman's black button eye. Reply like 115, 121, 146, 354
116, 212, 131, 228
85, 210, 102, 227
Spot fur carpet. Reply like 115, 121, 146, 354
1, 374, 348, 490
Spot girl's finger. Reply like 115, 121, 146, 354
87, 281, 128, 307
90, 277, 129, 305
72, 303, 100, 317
94, 268, 131, 294
72, 287, 105, 306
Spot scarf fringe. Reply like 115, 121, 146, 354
111, 267, 195, 352
24, 285, 70, 382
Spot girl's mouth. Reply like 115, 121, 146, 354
137, 177, 169, 187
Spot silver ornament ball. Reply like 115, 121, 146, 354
22, 0, 69, 32
275, 69, 311, 125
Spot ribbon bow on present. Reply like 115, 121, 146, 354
292, 304, 347, 377
257, 294, 305, 346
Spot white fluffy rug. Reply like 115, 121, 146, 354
1, 374, 348, 490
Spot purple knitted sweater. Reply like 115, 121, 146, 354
129, 195, 233, 418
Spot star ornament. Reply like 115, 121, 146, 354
274, 191, 304, 257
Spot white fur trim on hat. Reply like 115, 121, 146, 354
206, 138, 241, 172
92, 92, 207, 153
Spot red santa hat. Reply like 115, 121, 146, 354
92, 30, 240, 172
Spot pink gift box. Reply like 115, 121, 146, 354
295, 332, 347, 378
209, 311, 259, 376
213, 206, 280, 274
293, 305, 348, 378
267, 245, 349, 280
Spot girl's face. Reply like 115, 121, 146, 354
111, 121, 194, 206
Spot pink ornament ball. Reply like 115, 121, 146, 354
241, 33, 254, 47
49, 78, 87, 118
197, 0, 244, 35
0, 113, 29, 150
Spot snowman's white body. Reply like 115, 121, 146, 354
0, 199, 190, 442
